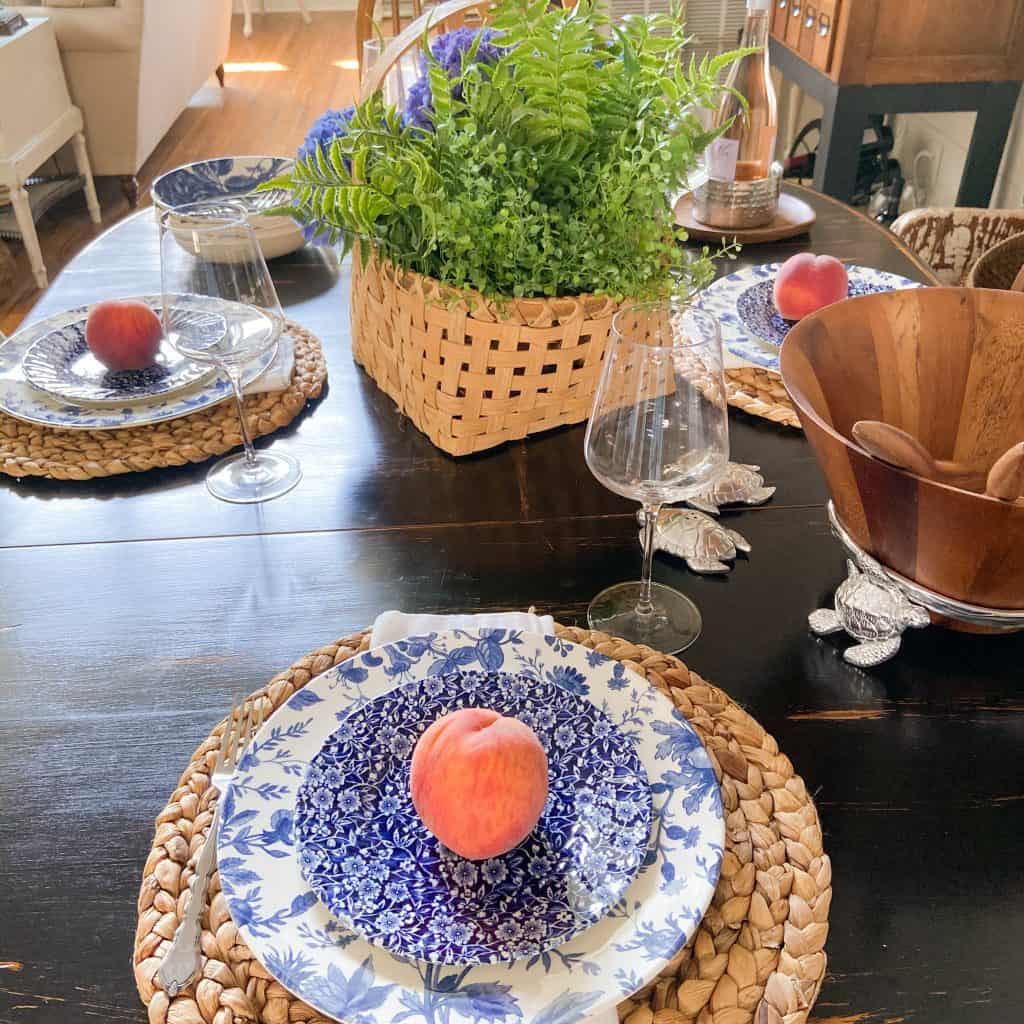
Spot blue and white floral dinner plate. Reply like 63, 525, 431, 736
0, 296, 278, 430
295, 669, 652, 965
218, 630, 724, 1024
697, 262, 922, 371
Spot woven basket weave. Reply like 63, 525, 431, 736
965, 229, 1024, 290
134, 623, 831, 1024
351, 249, 622, 456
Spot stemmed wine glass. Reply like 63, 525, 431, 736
159, 201, 301, 503
584, 300, 729, 653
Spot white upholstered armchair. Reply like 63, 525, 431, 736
8, 0, 232, 204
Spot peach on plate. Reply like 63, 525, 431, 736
85, 299, 163, 371
410, 706, 549, 861
773, 253, 848, 321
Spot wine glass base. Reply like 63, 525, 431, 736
205, 450, 301, 504
587, 581, 702, 655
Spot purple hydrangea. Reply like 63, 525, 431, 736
404, 28, 505, 129
298, 105, 356, 161
297, 106, 356, 243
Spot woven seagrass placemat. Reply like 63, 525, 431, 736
134, 624, 831, 1024
726, 368, 800, 430
0, 320, 327, 480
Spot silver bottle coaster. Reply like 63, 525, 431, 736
643, 507, 751, 575
686, 462, 776, 516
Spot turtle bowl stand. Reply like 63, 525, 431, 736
809, 502, 1024, 667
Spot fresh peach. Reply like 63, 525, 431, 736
410, 707, 549, 861
85, 299, 163, 371
773, 253, 849, 321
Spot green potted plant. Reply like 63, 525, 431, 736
274, 0, 741, 455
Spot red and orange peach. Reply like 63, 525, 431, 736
410, 707, 549, 861
85, 299, 163, 371
773, 253, 849, 321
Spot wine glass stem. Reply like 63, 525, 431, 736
227, 369, 258, 466
637, 502, 661, 617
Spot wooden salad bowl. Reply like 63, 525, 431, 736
780, 286, 1024, 612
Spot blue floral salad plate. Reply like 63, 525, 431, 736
697, 262, 922, 372
0, 297, 277, 430
295, 668, 652, 965
151, 156, 304, 261
21, 306, 219, 405
218, 630, 724, 1024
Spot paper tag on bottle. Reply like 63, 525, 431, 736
707, 137, 739, 181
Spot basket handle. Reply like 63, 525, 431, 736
359, 0, 495, 102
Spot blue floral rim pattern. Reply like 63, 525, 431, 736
295, 668, 651, 964
697, 263, 923, 371
217, 630, 724, 1024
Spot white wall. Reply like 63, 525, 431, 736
774, 82, 1024, 212
889, 96, 1024, 210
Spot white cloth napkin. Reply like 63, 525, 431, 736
366, 610, 620, 1024
242, 331, 294, 394
370, 609, 555, 649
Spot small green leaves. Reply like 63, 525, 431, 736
271, 0, 740, 300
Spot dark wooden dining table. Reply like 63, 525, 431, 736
2, 183, 1022, 1024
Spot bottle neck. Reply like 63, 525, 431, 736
741, 11, 770, 49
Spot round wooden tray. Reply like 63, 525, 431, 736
0, 320, 327, 480
676, 192, 817, 246
134, 623, 831, 1024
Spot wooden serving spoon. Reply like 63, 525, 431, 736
851, 420, 986, 490
986, 442, 1024, 501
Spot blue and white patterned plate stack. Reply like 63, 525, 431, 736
0, 296, 278, 430
218, 630, 726, 1024
697, 263, 922, 372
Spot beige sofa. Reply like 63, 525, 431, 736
9, 0, 232, 203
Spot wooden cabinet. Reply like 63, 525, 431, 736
772, 0, 1024, 84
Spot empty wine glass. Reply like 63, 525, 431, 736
584, 300, 729, 653
159, 200, 301, 503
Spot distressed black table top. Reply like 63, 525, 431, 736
2, 185, 1022, 1024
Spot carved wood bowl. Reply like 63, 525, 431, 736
780, 287, 1024, 612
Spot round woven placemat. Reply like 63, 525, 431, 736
0, 321, 327, 480
726, 368, 800, 430
134, 624, 831, 1024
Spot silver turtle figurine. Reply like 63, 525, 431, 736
809, 558, 931, 668
687, 462, 776, 517
641, 507, 751, 574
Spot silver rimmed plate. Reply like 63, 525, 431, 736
218, 630, 724, 1024
21, 306, 219, 404
0, 296, 278, 431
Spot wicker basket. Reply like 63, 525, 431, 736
965, 229, 1024, 289
349, 0, 635, 456
352, 249, 622, 456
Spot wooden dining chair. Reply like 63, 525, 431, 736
891, 206, 1024, 285
355, 0, 573, 79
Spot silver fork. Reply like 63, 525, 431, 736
157, 696, 265, 997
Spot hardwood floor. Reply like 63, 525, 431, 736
0, 12, 359, 336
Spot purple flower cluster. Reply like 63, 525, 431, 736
298, 105, 356, 161
404, 28, 505, 129
297, 106, 356, 243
